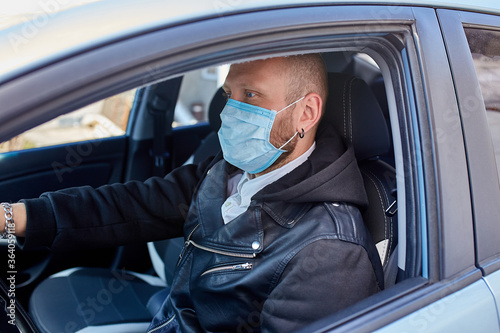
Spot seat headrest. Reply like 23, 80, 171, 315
208, 87, 226, 132
323, 73, 390, 161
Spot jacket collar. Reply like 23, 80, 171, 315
222, 161, 315, 229
261, 201, 313, 228
193, 160, 264, 255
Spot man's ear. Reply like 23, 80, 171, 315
297, 92, 323, 133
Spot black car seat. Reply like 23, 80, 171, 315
324, 73, 398, 287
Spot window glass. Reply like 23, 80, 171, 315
173, 65, 229, 127
464, 28, 500, 179
0, 89, 136, 153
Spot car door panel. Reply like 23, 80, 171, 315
411, 7, 475, 279
485, 269, 500, 321
0, 137, 127, 202
331, 6, 481, 332
438, 8, 500, 324
374, 279, 500, 332
0, 136, 128, 290
437, 9, 500, 274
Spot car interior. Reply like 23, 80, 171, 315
0, 50, 404, 332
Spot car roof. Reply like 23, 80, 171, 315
0, 0, 499, 83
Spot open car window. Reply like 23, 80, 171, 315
0, 89, 136, 153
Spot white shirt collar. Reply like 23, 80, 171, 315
222, 142, 316, 224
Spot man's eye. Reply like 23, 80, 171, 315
222, 91, 231, 101
246, 92, 256, 98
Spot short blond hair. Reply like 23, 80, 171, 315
282, 54, 328, 114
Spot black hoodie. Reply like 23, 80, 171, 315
21, 123, 383, 332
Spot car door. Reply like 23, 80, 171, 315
0, 1, 498, 332
0, 77, 217, 290
0, 89, 136, 289
437, 8, 500, 322
365, 7, 500, 333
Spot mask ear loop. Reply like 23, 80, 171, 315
276, 96, 305, 113
275, 96, 305, 150
278, 131, 299, 150
279, 128, 304, 150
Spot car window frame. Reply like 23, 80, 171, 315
407, 7, 476, 283
438, 8, 500, 275
315, 6, 480, 331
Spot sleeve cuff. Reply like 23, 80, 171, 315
18, 197, 57, 250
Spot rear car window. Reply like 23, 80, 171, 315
173, 65, 229, 127
465, 27, 500, 180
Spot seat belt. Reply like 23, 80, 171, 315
150, 95, 169, 176
148, 78, 182, 177
384, 244, 399, 288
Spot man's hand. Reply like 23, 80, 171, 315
1, 203, 27, 237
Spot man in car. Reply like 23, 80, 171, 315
1, 54, 383, 332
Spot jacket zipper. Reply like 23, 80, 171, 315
177, 224, 200, 265
189, 239, 256, 258
178, 224, 256, 262
147, 315, 176, 333
200, 263, 253, 277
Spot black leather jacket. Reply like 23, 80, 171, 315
22, 125, 383, 332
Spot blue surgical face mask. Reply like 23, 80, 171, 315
217, 96, 304, 174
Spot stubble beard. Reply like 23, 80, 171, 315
262, 116, 299, 174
